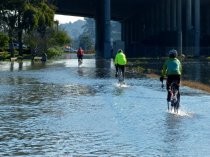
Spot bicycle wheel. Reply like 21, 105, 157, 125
78, 59, 82, 66
170, 82, 180, 113
118, 68, 124, 83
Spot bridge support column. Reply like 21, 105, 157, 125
177, 0, 182, 55
166, 0, 171, 31
171, 0, 177, 31
186, 0, 192, 54
194, 0, 200, 56
95, 0, 111, 59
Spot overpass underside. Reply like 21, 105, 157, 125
55, 0, 210, 58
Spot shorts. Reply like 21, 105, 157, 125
166, 75, 181, 90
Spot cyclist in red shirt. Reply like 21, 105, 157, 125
77, 47, 84, 63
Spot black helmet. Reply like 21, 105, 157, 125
168, 49, 177, 58
117, 49, 123, 53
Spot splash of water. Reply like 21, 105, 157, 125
168, 108, 194, 117
115, 82, 129, 88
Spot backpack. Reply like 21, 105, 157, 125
78, 49, 83, 56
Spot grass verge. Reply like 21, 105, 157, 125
143, 71, 210, 93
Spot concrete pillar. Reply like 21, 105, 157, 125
194, 0, 200, 56
150, 7, 155, 35
121, 22, 125, 41
207, 10, 210, 34
171, 0, 177, 31
160, 0, 165, 32
104, 0, 111, 59
157, 3, 161, 33
177, 0, 182, 54
122, 21, 129, 52
186, 0, 192, 53
95, 0, 111, 59
154, 4, 159, 34
186, 0, 192, 31
130, 20, 134, 42
166, 0, 171, 31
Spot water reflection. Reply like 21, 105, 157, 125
1, 59, 210, 156
30, 61, 46, 70
9, 61, 23, 71
164, 114, 182, 145
95, 59, 111, 78
77, 67, 84, 76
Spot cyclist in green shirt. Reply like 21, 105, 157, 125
114, 49, 127, 79
160, 49, 182, 102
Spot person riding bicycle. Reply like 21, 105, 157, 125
160, 49, 182, 102
77, 47, 84, 62
114, 49, 127, 80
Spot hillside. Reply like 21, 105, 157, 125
59, 20, 86, 39
59, 19, 121, 43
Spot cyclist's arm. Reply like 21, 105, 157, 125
114, 54, 118, 65
124, 54, 127, 64
178, 60, 182, 75
161, 60, 168, 77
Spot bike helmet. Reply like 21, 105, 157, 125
168, 49, 177, 58
117, 49, 123, 53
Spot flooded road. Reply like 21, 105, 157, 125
0, 59, 210, 157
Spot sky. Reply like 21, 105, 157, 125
54, 14, 84, 24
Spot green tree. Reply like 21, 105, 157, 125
0, 0, 20, 57
48, 28, 72, 47
0, 32, 9, 50
36, 2, 55, 37
0, 0, 55, 57
34, 1, 55, 55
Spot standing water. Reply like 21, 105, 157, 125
0, 59, 210, 157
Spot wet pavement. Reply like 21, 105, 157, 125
0, 58, 210, 157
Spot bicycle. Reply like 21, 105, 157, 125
167, 82, 180, 113
78, 58, 82, 66
161, 80, 180, 113
117, 68, 125, 84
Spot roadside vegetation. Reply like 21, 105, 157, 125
0, 0, 97, 61
127, 57, 210, 93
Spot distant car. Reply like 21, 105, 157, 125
64, 46, 77, 52
13, 42, 27, 49
13, 43, 19, 49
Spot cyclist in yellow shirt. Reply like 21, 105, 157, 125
114, 49, 127, 80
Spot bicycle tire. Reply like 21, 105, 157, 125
170, 82, 180, 113
118, 68, 124, 83
78, 59, 82, 66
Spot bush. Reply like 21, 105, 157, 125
85, 49, 95, 54
46, 46, 63, 58
0, 51, 10, 60
0, 32, 9, 50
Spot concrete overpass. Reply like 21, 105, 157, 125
53, 0, 210, 58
